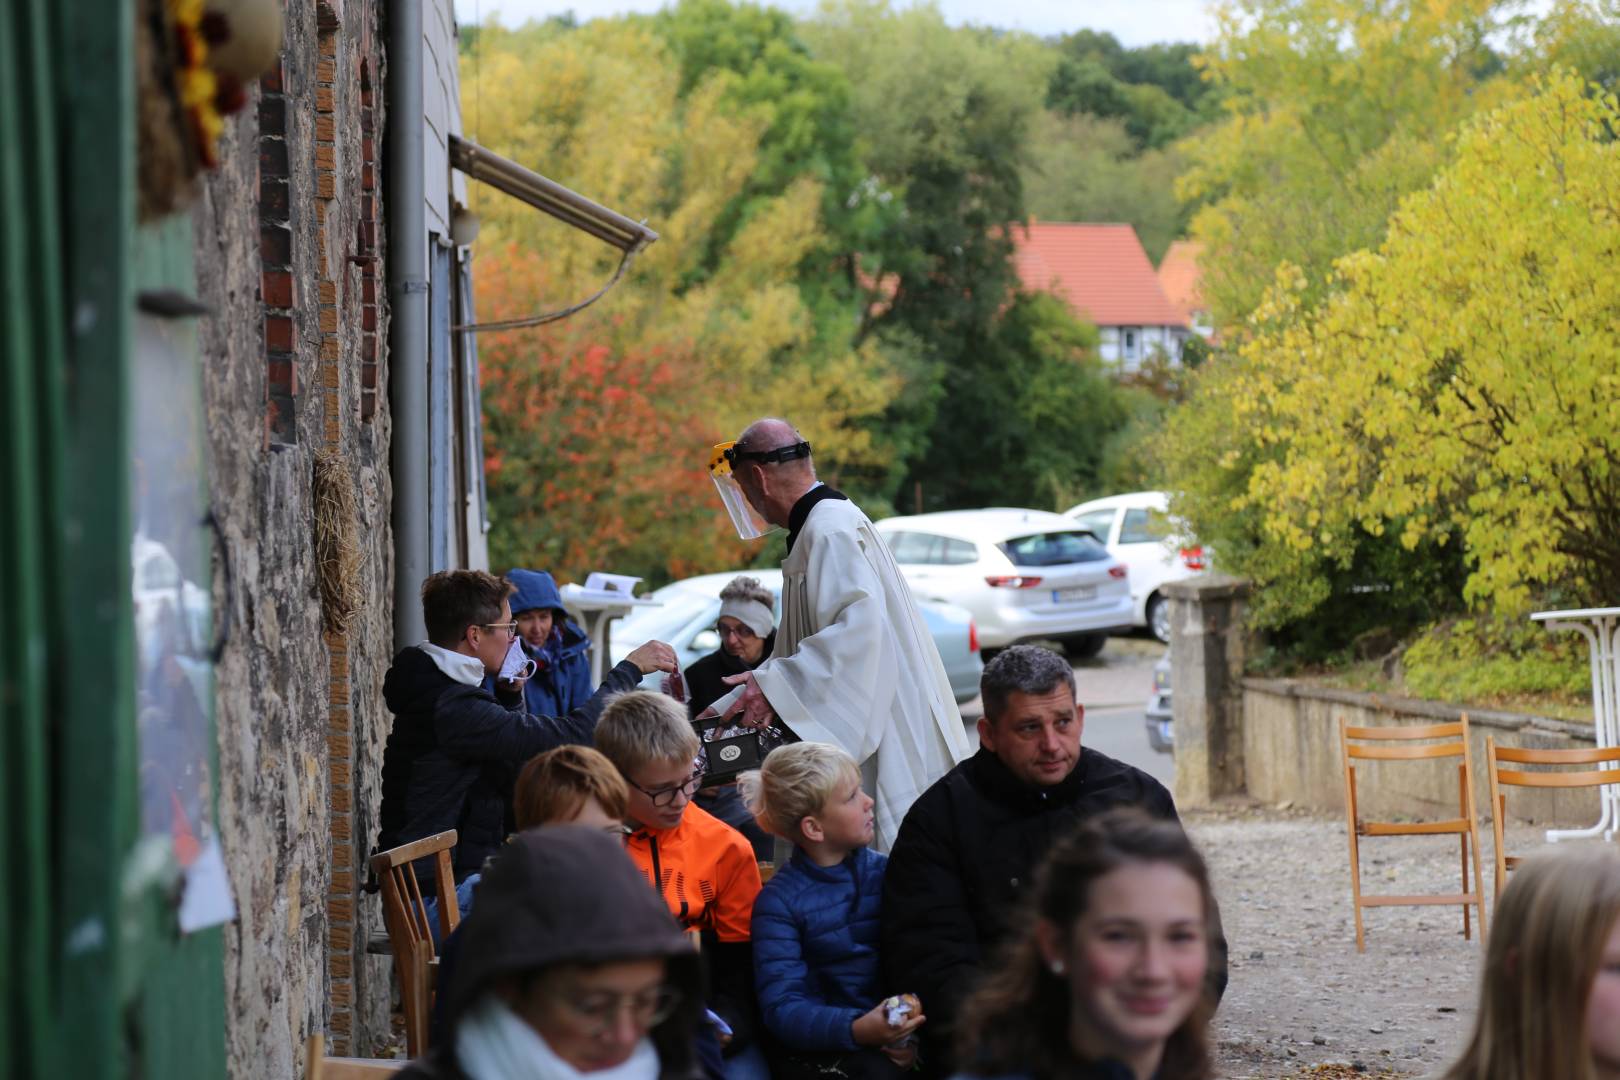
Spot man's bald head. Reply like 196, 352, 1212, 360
731, 417, 817, 525
737, 418, 805, 456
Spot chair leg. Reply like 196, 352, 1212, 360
1345, 767, 1366, 953
1458, 765, 1471, 940
399, 951, 424, 1058
1492, 793, 1507, 902
1469, 813, 1489, 943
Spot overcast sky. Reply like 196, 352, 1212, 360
452, 0, 1218, 46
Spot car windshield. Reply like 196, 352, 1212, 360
614, 583, 708, 641
998, 530, 1110, 567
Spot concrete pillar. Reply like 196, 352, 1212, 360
1166, 576, 1251, 807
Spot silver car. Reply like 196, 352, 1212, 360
1145, 650, 1173, 753
608, 569, 984, 705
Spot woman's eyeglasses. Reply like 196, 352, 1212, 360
554, 985, 684, 1036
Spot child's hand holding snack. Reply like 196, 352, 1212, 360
852, 993, 925, 1049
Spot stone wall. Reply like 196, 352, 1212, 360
193, 0, 393, 1072
1242, 679, 1600, 827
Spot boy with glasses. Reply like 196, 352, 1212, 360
596, 692, 767, 1080
376, 570, 676, 917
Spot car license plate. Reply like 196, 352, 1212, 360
1052, 585, 1096, 603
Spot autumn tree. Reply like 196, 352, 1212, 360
462, 16, 902, 581
1169, 72, 1620, 629
1178, 0, 1517, 330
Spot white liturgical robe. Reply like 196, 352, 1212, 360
717, 497, 973, 850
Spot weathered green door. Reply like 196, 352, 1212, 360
1, 2, 226, 1076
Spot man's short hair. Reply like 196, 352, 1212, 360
513, 746, 630, 831
421, 569, 514, 648
594, 691, 701, 779
980, 645, 1076, 724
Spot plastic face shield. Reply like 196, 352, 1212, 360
709, 441, 776, 540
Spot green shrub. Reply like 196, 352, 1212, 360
1402, 617, 1590, 709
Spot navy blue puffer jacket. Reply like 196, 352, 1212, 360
751, 846, 891, 1052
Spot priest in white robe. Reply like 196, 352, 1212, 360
705, 418, 973, 849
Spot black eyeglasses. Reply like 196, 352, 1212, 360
478, 621, 518, 636
631, 770, 705, 807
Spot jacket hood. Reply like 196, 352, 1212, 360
507, 568, 567, 617
383, 645, 454, 713
443, 826, 701, 1024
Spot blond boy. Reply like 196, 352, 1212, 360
740, 742, 925, 1080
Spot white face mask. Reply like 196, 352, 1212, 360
499, 637, 538, 681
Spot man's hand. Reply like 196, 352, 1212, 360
625, 640, 678, 675
851, 1001, 926, 1048
496, 674, 528, 697
719, 671, 775, 730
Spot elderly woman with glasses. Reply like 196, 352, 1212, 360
683, 576, 777, 717
399, 824, 707, 1080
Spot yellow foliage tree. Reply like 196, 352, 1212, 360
1178, 0, 1517, 329
1224, 71, 1620, 615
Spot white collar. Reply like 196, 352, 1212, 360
418, 641, 487, 687
455, 996, 660, 1080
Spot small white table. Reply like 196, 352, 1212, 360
560, 584, 661, 685
1530, 607, 1620, 842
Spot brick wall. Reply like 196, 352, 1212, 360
194, 0, 394, 1073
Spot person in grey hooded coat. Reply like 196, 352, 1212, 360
397, 825, 706, 1080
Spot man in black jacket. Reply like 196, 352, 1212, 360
881, 645, 1224, 1076
376, 569, 675, 905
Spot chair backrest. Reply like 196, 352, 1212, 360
1342, 719, 1469, 762
304, 1034, 404, 1078
1487, 742, 1620, 790
369, 828, 460, 955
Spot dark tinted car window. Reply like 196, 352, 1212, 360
998, 530, 1110, 567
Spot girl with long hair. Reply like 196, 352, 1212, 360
1439, 846, 1620, 1080
954, 807, 1216, 1080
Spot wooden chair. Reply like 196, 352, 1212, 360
1485, 737, 1620, 896
1340, 715, 1487, 952
370, 829, 460, 1058
303, 1034, 404, 1078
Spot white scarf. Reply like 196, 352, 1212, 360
454, 996, 660, 1080
419, 641, 487, 687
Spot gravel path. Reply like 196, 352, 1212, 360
1186, 805, 1611, 1079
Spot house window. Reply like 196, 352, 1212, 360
1123, 328, 1139, 359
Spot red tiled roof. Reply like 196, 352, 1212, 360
1157, 239, 1206, 322
1011, 222, 1186, 328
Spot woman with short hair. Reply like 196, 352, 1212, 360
952, 808, 1216, 1080
1438, 846, 1620, 1080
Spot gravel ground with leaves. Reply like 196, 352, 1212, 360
1186, 805, 1608, 1079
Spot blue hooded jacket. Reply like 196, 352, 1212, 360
493, 569, 594, 719
751, 846, 888, 1053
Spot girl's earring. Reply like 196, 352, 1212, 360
1050, 961, 1065, 975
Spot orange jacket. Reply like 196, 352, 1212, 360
627, 803, 761, 943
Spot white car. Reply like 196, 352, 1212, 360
607, 569, 985, 704
1063, 491, 1206, 643
874, 509, 1134, 658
